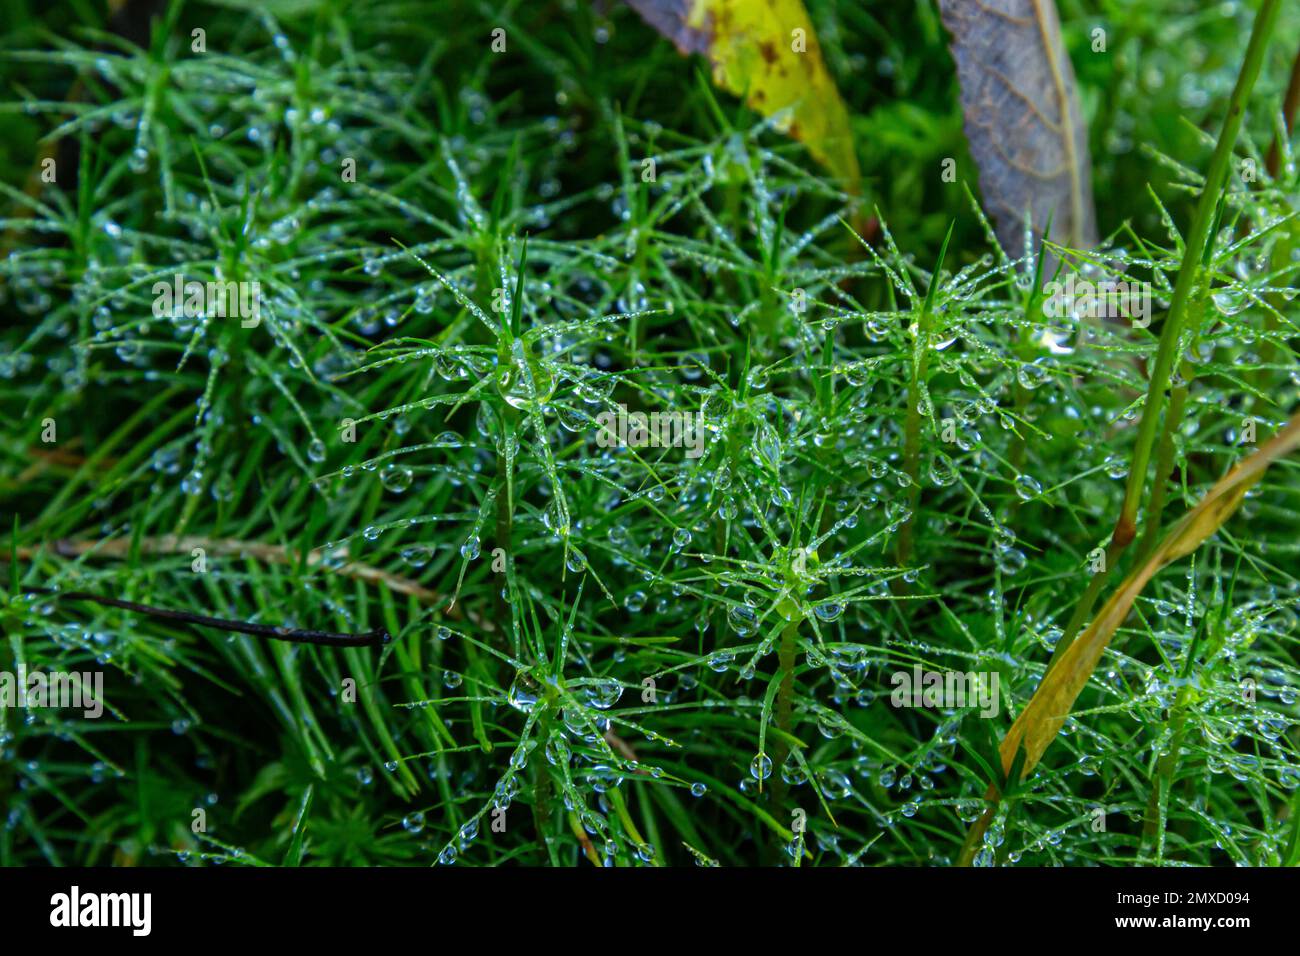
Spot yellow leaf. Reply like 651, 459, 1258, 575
626, 0, 860, 191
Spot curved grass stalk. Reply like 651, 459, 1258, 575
1112, 0, 1281, 550
960, 409, 1300, 865
1043, 0, 1281, 673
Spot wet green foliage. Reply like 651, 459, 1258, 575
1, 0, 1299, 866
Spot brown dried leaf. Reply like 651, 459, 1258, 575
625, 0, 712, 56
938, 0, 1097, 257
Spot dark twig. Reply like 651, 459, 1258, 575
20, 587, 389, 648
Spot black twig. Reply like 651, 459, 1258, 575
21, 587, 389, 648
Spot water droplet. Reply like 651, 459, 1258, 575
390, 538, 430, 567
583, 679, 623, 710
728, 605, 759, 636
1017, 361, 1048, 390
508, 674, 541, 712
587, 765, 624, 793
1013, 473, 1042, 500
930, 456, 958, 487
813, 602, 844, 623
994, 545, 1027, 575
381, 464, 413, 494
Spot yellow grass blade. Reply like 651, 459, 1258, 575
1000, 410, 1300, 780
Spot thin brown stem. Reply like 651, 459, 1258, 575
6, 535, 482, 621
1265, 40, 1300, 179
